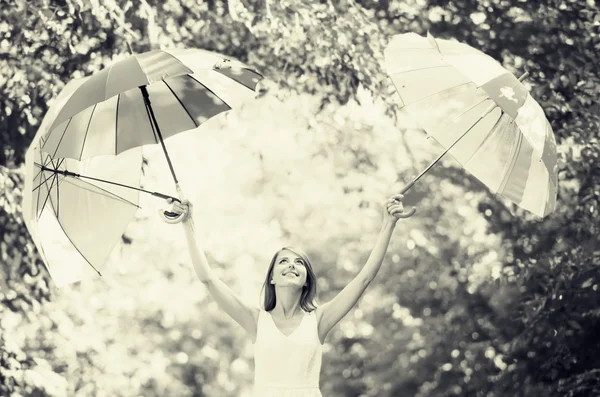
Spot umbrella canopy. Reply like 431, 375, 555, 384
23, 48, 263, 287
23, 79, 142, 287
41, 48, 263, 160
385, 32, 557, 218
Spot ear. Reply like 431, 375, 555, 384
270, 279, 275, 284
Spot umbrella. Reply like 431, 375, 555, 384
24, 49, 263, 286
40, 48, 262, 205
23, 79, 143, 287
384, 32, 557, 218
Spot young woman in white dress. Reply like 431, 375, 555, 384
166, 194, 414, 396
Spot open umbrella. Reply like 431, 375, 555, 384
385, 32, 557, 218
23, 79, 142, 286
40, 48, 262, 205
24, 49, 263, 286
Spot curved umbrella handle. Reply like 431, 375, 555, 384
395, 206, 417, 218
395, 177, 417, 218
160, 184, 190, 224
161, 208, 187, 224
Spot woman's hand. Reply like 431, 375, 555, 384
161, 198, 192, 224
384, 194, 416, 224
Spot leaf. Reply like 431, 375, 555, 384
581, 277, 594, 288
568, 320, 582, 330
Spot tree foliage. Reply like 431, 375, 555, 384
1, 0, 599, 396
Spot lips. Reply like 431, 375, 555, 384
283, 270, 299, 276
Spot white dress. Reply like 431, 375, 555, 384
252, 309, 323, 397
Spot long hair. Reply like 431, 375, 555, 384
260, 246, 318, 312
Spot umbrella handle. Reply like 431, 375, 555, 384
160, 184, 188, 224
394, 178, 417, 218
394, 206, 417, 218
161, 208, 187, 224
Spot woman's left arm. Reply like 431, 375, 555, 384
316, 194, 415, 342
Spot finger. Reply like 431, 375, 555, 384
171, 204, 184, 213
393, 206, 417, 218
176, 200, 190, 210
387, 200, 403, 208
388, 194, 404, 202
388, 204, 405, 212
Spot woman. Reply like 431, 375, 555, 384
166, 194, 414, 396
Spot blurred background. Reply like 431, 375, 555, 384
1, 0, 599, 396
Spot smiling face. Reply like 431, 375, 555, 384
262, 246, 318, 312
270, 249, 308, 288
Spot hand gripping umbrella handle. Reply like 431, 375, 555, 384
162, 208, 186, 223
160, 184, 188, 224
395, 178, 417, 218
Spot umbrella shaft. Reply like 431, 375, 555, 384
139, 85, 180, 187
40, 166, 180, 202
400, 102, 497, 194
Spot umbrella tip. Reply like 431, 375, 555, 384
126, 41, 135, 55
518, 70, 530, 82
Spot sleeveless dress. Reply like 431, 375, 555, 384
252, 309, 323, 397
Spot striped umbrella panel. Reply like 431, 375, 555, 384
41, 48, 263, 160
49, 50, 194, 131
41, 73, 237, 159
385, 32, 557, 217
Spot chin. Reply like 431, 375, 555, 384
281, 279, 305, 288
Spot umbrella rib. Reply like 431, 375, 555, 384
186, 74, 233, 109
497, 131, 524, 195
447, 96, 491, 124
32, 171, 56, 193
33, 169, 50, 218
56, 173, 60, 219
162, 80, 198, 128
390, 47, 442, 51
396, 81, 473, 108
104, 63, 113, 100
213, 67, 263, 91
39, 157, 65, 218
42, 155, 65, 216
115, 94, 121, 154
38, 173, 58, 221
462, 110, 506, 167
60, 177, 141, 208
32, 161, 47, 183
389, 64, 453, 75
79, 103, 97, 160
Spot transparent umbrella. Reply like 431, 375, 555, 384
23, 49, 263, 286
385, 32, 557, 218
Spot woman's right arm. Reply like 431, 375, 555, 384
179, 210, 259, 337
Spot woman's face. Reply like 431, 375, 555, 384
271, 249, 308, 289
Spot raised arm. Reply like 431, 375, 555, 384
316, 194, 414, 343
173, 201, 259, 337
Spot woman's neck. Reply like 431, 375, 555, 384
273, 286, 303, 319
